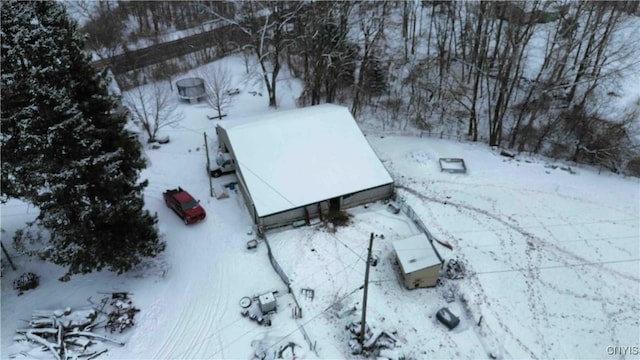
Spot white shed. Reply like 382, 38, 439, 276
393, 234, 443, 289
215, 104, 394, 231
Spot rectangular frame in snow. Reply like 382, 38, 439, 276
438, 158, 467, 174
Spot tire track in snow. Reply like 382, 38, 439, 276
181, 247, 227, 358
397, 182, 513, 350
422, 179, 638, 220
178, 219, 238, 359
128, 300, 163, 355
515, 190, 639, 313
397, 184, 639, 283
525, 190, 637, 263
206, 234, 235, 359
397, 182, 639, 358
151, 220, 230, 359
150, 281, 195, 358
393, 183, 532, 357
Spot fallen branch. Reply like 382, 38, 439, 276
434, 238, 454, 250
66, 337, 95, 350
30, 318, 56, 328
33, 308, 72, 318
25, 331, 61, 360
67, 330, 125, 346
16, 328, 58, 335
85, 348, 109, 360
57, 325, 64, 360
84, 319, 107, 332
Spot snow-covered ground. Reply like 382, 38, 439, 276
2, 54, 639, 359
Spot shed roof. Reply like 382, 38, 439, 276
219, 104, 393, 217
392, 234, 442, 274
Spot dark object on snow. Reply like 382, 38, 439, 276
436, 307, 460, 330
387, 202, 401, 214
438, 158, 467, 174
106, 297, 140, 333
207, 114, 228, 120
445, 258, 466, 279
124, 129, 139, 140
500, 149, 515, 158
246, 239, 258, 250
111, 291, 131, 300
14, 272, 39, 294
148, 135, 169, 144
369, 254, 379, 267
224, 182, 238, 190
226, 88, 240, 96
300, 288, 315, 300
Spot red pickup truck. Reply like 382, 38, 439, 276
163, 187, 206, 224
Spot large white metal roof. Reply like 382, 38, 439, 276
393, 234, 442, 274
219, 104, 393, 217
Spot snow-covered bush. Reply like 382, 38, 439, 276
13, 272, 39, 294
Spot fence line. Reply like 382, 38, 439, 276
263, 236, 290, 286
363, 127, 489, 144
394, 192, 449, 260
263, 236, 319, 356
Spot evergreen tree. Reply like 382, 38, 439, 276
1, 0, 164, 279
365, 56, 387, 96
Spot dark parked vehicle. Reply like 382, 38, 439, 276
163, 187, 206, 224
436, 307, 460, 330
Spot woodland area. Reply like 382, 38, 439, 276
74, 0, 640, 174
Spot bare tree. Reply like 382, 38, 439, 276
124, 83, 183, 143
351, 1, 389, 118
207, 1, 303, 108
290, 1, 357, 106
77, 1, 126, 62
199, 64, 234, 120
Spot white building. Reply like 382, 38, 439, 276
215, 104, 394, 231
393, 233, 444, 289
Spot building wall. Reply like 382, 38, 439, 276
215, 125, 258, 223
400, 263, 442, 289
258, 184, 393, 230
341, 184, 394, 208
259, 200, 329, 230
236, 169, 257, 223
215, 125, 232, 153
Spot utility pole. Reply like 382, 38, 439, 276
1, 241, 17, 271
359, 232, 374, 347
203, 132, 214, 198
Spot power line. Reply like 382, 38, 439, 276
443, 217, 638, 235
472, 257, 640, 276
259, 285, 365, 356
233, 158, 298, 210
459, 234, 640, 250
206, 266, 365, 358
368, 257, 640, 283
202, 231, 368, 357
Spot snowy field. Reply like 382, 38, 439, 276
2, 54, 639, 359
